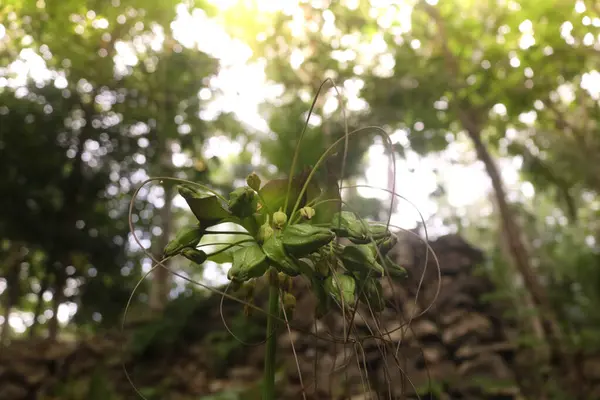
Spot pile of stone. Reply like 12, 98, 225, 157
2, 234, 599, 399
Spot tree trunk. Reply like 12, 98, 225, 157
466, 124, 584, 397
494, 201, 546, 343
148, 181, 175, 313
418, 3, 585, 395
47, 260, 67, 341
1, 243, 24, 345
29, 273, 49, 338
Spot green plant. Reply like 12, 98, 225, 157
125, 79, 439, 399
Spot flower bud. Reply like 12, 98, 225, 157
258, 223, 274, 243
283, 292, 296, 315
244, 299, 255, 317
180, 248, 208, 264
239, 280, 256, 299
278, 271, 291, 289
273, 209, 288, 228
300, 206, 315, 220
164, 225, 204, 257
246, 172, 261, 191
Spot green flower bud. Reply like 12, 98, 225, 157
258, 222, 274, 243
262, 234, 301, 277
246, 172, 261, 191
180, 248, 208, 264
282, 223, 334, 257
382, 255, 408, 280
228, 280, 242, 293
331, 211, 369, 243
340, 244, 384, 278
377, 231, 397, 251
228, 244, 269, 282
315, 260, 331, 277
300, 206, 316, 220
178, 184, 203, 199
324, 274, 356, 309
278, 271, 291, 288
273, 209, 288, 228
239, 280, 256, 298
244, 298, 255, 317
368, 224, 391, 241
358, 277, 385, 312
164, 225, 204, 257
228, 187, 256, 218
283, 292, 296, 315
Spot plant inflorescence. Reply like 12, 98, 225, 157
124, 79, 441, 400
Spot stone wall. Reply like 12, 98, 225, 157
1, 234, 598, 399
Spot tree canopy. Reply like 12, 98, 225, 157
1, 0, 599, 398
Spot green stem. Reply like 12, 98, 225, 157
263, 268, 279, 400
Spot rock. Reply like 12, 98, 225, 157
422, 345, 446, 364
439, 309, 467, 326
583, 357, 600, 380
11, 362, 48, 386
0, 383, 28, 399
2, 233, 597, 399
187, 371, 207, 394
457, 353, 513, 381
442, 313, 493, 346
412, 319, 439, 339
228, 366, 257, 381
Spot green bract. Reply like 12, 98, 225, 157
358, 277, 385, 312
228, 187, 257, 218
163, 225, 204, 257
381, 255, 408, 280
311, 278, 332, 318
324, 274, 356, 308
177, 185, 231, 226
331, 211, 369, 243
367, 224, 391, 241
180, 248, 208, 264
228, 244, 269, 282
282, 224, 335, 257
376, 233, 398, 257
261, 234, 301, 277
340, 244, 384, 278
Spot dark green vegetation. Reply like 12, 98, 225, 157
1, 0, 599, 399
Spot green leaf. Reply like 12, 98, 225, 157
207, 250, 234, 264
305, 165, 341, 225
258, 169, 310, 215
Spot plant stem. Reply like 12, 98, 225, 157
263, 268, 279, 400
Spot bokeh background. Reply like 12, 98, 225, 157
1, 0, 599, 399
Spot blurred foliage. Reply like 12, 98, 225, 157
0, 0, 600, 398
